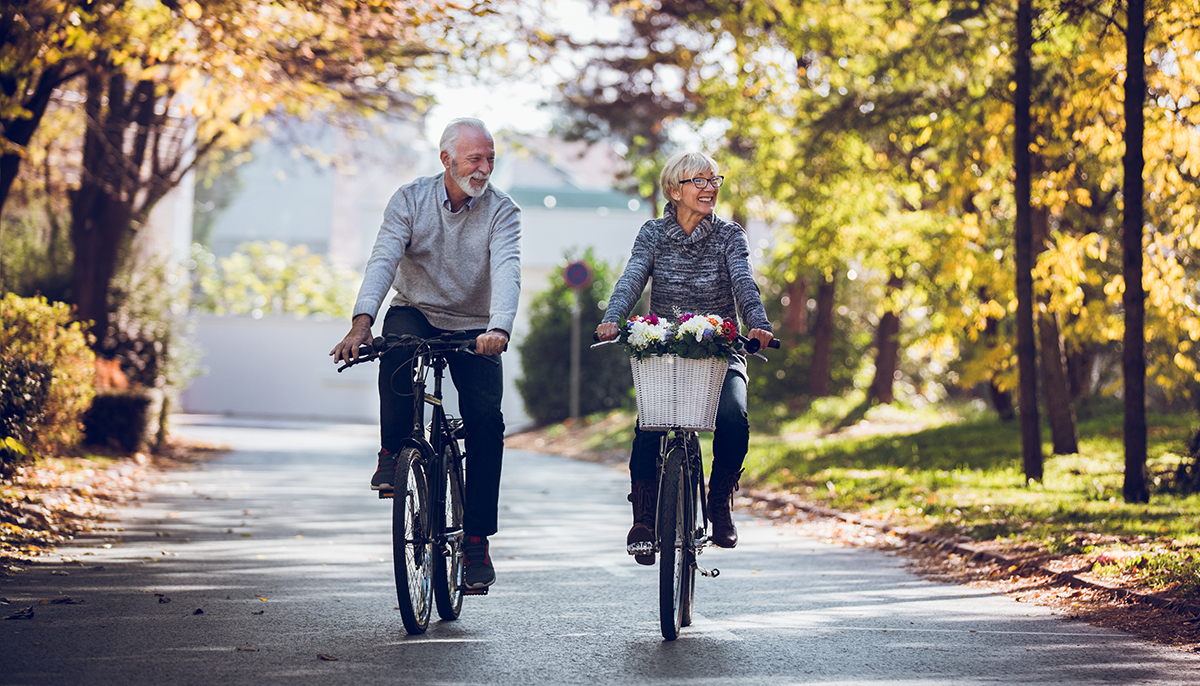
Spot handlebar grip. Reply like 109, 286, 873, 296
741, 336, 782, 354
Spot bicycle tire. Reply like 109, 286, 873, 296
393, 447, 433, 634
432, 441, 465, 620
681, 462, 699, 628
658, 443, 689, 640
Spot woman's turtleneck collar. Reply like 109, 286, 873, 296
663, 202, 715, 247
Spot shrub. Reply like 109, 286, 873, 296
0, 294, 96, 457
517, 250, 634, 426
0, 356, 53, 474
82, 392, 154, 453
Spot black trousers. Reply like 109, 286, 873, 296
378, 306, 505, 537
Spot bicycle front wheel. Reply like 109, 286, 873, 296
658, 443, 690, 641
393, 447, 433, 634
433, 442, 465, 620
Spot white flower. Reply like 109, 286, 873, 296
627, 320, 672, 349
678, 315, 717, 343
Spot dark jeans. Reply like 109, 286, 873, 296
629, 367, 748, 483
379, 306, 505, 537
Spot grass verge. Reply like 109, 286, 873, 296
514, 399, 1200, 600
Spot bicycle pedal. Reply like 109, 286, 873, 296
377, 489, 394, 499
462, 587, 489, 596
627, 541, 654, 556
697, 566, 720, 578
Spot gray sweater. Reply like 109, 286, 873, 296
353, 174, 522, 334
603, 203, 772, 364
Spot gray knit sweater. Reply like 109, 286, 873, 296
602, 204, 772, 372
353, 174, 522, 334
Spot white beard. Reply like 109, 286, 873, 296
450, 165, 490, 198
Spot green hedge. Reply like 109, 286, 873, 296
0, 294, 96, 463
517, 250, 634, 426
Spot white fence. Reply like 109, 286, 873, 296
180, 314, 533, 431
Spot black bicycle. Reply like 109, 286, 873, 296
338, 332, 492, 634
596, 334, 778, 640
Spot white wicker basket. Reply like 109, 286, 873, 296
630, 355, 728, 432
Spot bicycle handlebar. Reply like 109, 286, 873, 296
337, 332, 489, 372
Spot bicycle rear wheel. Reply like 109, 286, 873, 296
432, 442, 465, 620
393, 447, 433, 634
658, 443, 690, 640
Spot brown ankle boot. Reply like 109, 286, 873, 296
708, 467, 743, 549
627, 479, 656, 565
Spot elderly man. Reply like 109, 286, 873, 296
331, 117, 521, 590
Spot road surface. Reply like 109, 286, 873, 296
2, 417, 1198, 685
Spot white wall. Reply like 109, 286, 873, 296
180, 314, 534, 432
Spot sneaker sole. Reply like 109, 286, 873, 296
370, 484, 394, 491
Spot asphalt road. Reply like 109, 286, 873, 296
2, 418, 1199, 685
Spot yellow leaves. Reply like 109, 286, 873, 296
183, 2, 202, 21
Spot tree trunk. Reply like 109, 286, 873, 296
989, 382, 1016, 421
1031, 206, 1079, 454
1038, 309, 1080, 453
809, 274, 836, 397
1066, 348, 1095, 400
1014, 0, 1044, 482
784, 276, 809, 335
978, 287, 1015, 420
69, 66, 151, 344
1122, 0, 1149, 503
868, 274, 903, 405
0, 64, 67, 217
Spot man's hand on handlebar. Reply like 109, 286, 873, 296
476, 329, 509, 356
331, 313, 374, 365
595, 321, 619, 342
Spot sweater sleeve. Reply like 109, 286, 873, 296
726, 224, 772, 332
602, 222, 657, 323
486, 200, 523, 334
353, 186, 414, 324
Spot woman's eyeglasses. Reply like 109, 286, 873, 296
681, 176, 724, 189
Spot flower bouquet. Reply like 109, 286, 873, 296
616, 313, 738, 431
618, 313, 740, 360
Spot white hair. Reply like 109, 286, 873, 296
439, 117, 492, 160
660, 151, 720, 203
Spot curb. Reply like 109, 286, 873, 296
745, 488, 1200, 619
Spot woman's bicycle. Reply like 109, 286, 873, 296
595, 334, 779, 640
337, 332, 492, 635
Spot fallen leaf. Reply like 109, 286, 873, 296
192, 608, 204, 615
50, 598, 83, 604
317, 654, 338, 661
158, 596, 171, 604
236, 647, 258, 652
50, 571, 69, 576
4, 607, 34, 620
252, 610, 265, 615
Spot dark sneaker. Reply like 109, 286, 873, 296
463, 536, 496, 589
370, 449, 397, 491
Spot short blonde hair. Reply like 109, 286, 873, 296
660, 152, 720, 203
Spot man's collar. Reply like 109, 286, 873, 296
440, 176, 474, 213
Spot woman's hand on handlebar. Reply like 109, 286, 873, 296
748, 328, 773, 349
475, 329, 509, 356
331, 314, 374, 365
595, 321, 619, 342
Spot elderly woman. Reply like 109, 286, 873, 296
596, 151, 773, 564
